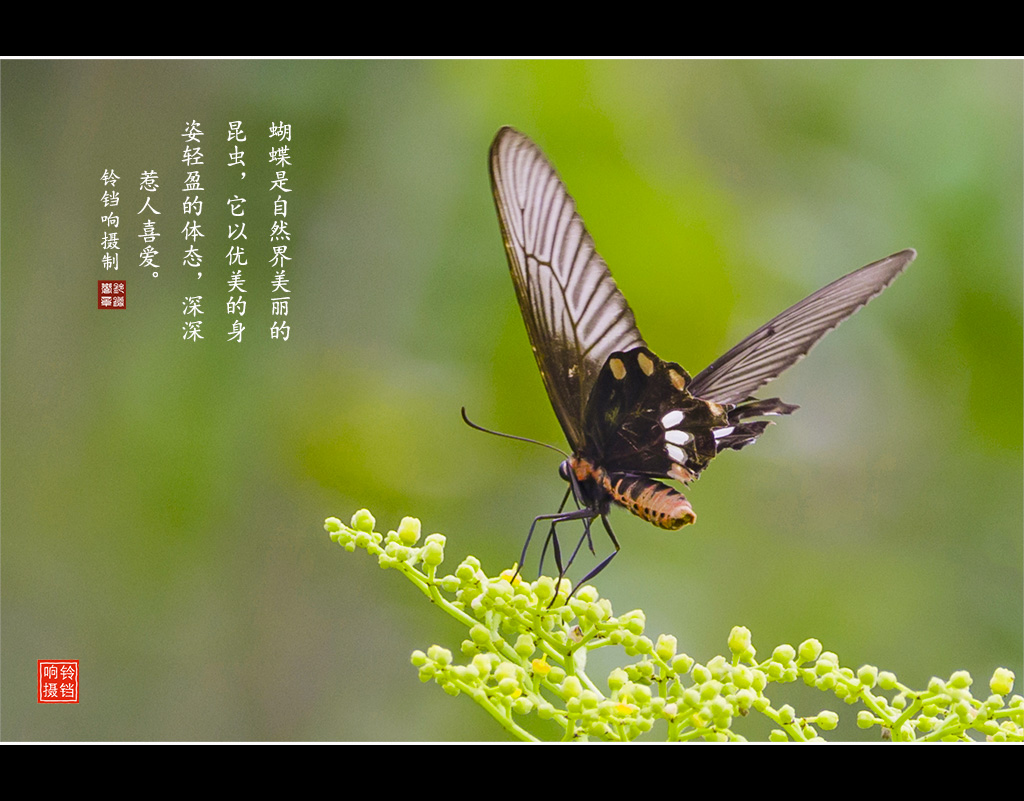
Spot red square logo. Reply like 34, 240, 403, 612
38, 660, 79, 703
98, 280, 126, 310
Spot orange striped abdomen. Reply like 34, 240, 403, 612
573, 458, 695, 530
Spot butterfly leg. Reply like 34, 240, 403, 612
570, 512, 621, 591
533, 505, 599, 579
517, 485, 572, 581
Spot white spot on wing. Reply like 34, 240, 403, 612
665, 429, 692, 446
713, 426, 735, 439
666, 443, 686, 462
661, 410, 684, 428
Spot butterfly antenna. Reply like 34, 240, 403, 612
460, 407, 570, 459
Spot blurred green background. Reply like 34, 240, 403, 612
2, 59, 1020, 741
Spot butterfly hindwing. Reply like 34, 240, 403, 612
490, 127, 645, 450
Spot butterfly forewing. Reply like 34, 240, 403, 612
689, 249, 916, 406
490, 127, 645, 450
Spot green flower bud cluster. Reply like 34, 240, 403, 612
326, 511, 1023, 742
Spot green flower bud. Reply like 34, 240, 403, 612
494, 662, 518, 683
350, 509, 375, 533
948, 670, 972, 690
728, 626, 753, 656
672, 654, 695, 675
512, 696, 533, 715
384, 542, 411, 561
797, 638, 822, 663
354, 531, 373, 549
878, 671, 898, 691
772, 644, 796, 666
710, 696, 732, 728
452, 664, 474, 682
396, 516, 421, 545
324, 517, 343, 534
856, 710, 875, 729
533, 576, 556, 602
608, 668, 628, 692
733, 666, 754, 690
735, 688, 757, 712
857, 664, 878, 688
411, 650, 427, 666
621, 609, 646, 635
562, 675, 583, 699
427, 645, 451, 666
656, 634, 678, 662
576, 585, 599, 603
440, 575, 460, 593
692, 664, 712, 685
632, 684, 653, 705
769, 729, 788, 742
777, 704, 795, 725
587, 721, 609, 738
707, 655, 730, 681
990, 667, 1015, 696
498, 677, 519, 696
472, 654, 493, 678
514, 633, 536, 658
423, 538, 444, 567
816, 710, 839, 731
442, 682, 460, 697
469, 624, 491, 646
699, 680, 724, 702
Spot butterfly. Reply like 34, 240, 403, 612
487, 126, 914, 589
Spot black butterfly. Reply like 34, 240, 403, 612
488, 126, 914, 589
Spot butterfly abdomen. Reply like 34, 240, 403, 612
573, 458, 696, 530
